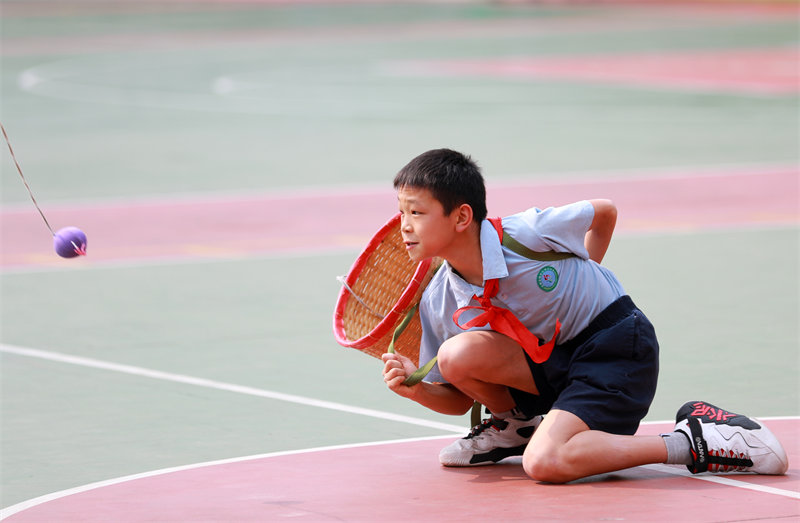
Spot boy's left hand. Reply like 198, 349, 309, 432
381, 352, 419, 398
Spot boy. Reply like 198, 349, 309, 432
381, 148, 788, 483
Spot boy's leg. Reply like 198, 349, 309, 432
522, 404, 789, 483
437, 330, 539, 413
437, 331, 545, 466
522, 409, 668, 483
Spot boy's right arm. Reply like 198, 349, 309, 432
585, 199, 617, 263
381, 352, 475, 415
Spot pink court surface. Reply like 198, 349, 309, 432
3, 419, 798, 521
395, 47, 800, 95
1, 165, 797, 269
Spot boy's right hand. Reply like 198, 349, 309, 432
381, 352, 419, 398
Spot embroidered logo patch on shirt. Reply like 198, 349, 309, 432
537, 266, 559, 292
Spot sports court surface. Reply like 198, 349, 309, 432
1, 1, 798, 521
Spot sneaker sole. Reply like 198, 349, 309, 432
440, 444, 527, 467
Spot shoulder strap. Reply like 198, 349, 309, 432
488, 217, 576, 262
502, 233, 576, 262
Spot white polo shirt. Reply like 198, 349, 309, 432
418, 200, 625, 384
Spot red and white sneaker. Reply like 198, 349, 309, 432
674, 401, 788, 475
439, 415, 543, 467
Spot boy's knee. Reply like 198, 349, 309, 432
437, 337, 472, 383
522, 446, 577, 484
437, 331, 522, 385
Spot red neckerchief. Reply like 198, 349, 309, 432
451, 217, 561, 364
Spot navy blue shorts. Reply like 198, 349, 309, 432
509, 295, 659, 435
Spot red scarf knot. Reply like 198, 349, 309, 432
450, 217, 562, 364
452, 287, 560, 364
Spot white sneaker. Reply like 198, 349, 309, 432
439, 415, 543, 467
674, 401, 788, 475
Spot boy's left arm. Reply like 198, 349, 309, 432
585, 199, 617, 263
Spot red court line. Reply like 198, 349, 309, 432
393, 47, 800, 95
1, 166, 796, 269
5, 3, 794, 58
3, 419, 797, 522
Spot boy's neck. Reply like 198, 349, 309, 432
446, 222, 484, 287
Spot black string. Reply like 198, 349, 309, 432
1, 122, 55, 236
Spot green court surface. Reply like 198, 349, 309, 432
1, 0, 798, 513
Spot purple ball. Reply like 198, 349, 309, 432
53, 226, 87, 258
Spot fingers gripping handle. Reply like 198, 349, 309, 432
387, 305, 437, 386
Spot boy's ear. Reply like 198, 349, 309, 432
453, 203, 474, 232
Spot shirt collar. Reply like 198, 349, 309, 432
446, 219, 509, 307
480, 218, 509, 282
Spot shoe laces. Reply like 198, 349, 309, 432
466, 417, 508, 440
708, 448, 752, 473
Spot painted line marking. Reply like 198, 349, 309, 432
0, 434, 458, 520
644, 464, 800, 500
3, 163, 797, 273
0, 344, 465, 434
386, 47, 800, 95
2, 161, 795, 212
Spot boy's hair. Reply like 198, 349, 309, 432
393, 148, 488, 222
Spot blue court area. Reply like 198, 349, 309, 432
1, 1, 798, 515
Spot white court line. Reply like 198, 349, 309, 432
644, 464, 800, 500
0, 343, 465, 434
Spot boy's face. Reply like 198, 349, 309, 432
397, 185, 459, 263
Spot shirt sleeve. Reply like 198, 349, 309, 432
506, 200, 594, 259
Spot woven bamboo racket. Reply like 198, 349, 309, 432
333, 213, 441, 365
